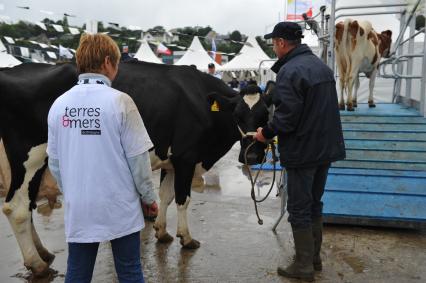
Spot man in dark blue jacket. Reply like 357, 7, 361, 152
255, 22, 345, 281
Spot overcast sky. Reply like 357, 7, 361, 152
1, 0, 422, 41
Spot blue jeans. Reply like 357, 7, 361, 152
65, 231, 144, 283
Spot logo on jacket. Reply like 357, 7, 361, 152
62, 107, 102, 135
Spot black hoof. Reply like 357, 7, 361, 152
157, 233, 174, 243
181, 239, 200, 249
40, 252, 55, 266
26, 262, 49, 278
339, 104, 345, 111
368, 103, 376, 108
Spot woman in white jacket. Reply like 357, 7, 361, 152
47, 33, 157, 283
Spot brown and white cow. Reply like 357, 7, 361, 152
335, 19, 392, 111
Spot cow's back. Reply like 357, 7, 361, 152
350, 20, 379, 66
0, 64, 77, 145
113, 61, 238, 165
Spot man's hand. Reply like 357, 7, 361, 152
254, 127, 267, 143
142, 201, 158, 221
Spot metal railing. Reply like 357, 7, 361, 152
323, 0, 426, 117
327, 0, 408, 71
392, 54, 424, 79
258, 59, 277, 86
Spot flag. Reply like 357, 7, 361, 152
59, 45, 73, 59
156, 43, 172, 55
287, 0, 313, 21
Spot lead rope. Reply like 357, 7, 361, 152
244, 139, 277, 225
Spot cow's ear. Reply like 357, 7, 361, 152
207, 92, 240, 112
382, 30, 392, 38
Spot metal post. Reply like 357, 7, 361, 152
391, 0, 422, 55
272, 169, 287, 232
405, 14, 416, 101
335, 3, 407, 12
335, 11, 407, 20
421, 11, 426, 117
328, 0, 336, 73
319, 6, 325, 50
319, 6, 327, 64
393, 12, 406, 103
320, 6, 325, 37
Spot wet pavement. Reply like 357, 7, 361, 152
1, 144, 425, 282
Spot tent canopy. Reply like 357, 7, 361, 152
0, 52, 21, 67
219, 36, 272, 72
133, 39, 163, 64
174, 36, 219, 71
0, 40, 6, 53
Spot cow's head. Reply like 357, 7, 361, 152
234, 85, 270, 165
378, 30, 392, 58
208, 84, 271, 165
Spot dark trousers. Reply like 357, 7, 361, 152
65, 231, 144, 283
286, 163, 330, 229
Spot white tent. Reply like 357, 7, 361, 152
0, 40, 6, 53
134, 39, 163, 64
0, 52, 21, 67
219, 37, 272, 72
175, 36, 219, 71
0, 40, 21, 67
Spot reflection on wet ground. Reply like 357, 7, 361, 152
1, 144, 425, 282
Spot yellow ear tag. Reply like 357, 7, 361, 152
211, 100, 220, 112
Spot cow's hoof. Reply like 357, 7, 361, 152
368, 102, 376, 108
39, 251, 55, 266
157, 233, 174, 243
346, 104, 354, 111
181, 239, 200, 249
339, 104, 345, 111
352, 101, 358, 108
26, 261, 49, 277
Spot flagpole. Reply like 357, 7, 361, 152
294, 0, 297, 21
284, 0, 287, 21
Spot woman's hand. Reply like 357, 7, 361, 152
142, 201, 158, 221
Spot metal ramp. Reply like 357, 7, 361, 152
253, 103, 426, 229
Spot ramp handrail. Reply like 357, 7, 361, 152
391, 0, 424, 56
392, 54, 424, 79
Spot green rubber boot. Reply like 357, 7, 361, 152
277, 226, 314, 282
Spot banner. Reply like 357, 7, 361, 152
287, 0, 313, 20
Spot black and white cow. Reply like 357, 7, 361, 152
0, 61, 270, 276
